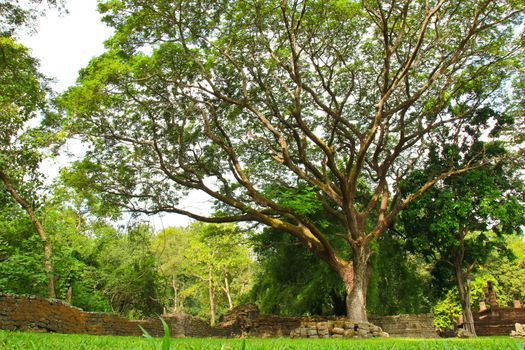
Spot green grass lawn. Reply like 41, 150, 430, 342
1, 331, 524, 350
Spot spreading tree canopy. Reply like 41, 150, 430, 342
62, 0, 525, 321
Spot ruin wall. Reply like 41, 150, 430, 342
0, 294, 225, 337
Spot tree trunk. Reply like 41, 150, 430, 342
339, 244, 370, 322
223, 271, 233, 310
208, 267, 216, 326
455, 262, 477, 336
172, 269, 179, 313
0, 171, 56, 299
65, 285, 72, 304
43, 238, 55, 299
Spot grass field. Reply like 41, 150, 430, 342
1, 331, 525, 350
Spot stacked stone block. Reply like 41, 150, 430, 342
368, 314, 437, 338
217, 303, 301, 337
473, 306, 525, 336
290, 320, 389, 338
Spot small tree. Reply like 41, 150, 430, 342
399, 140, 525, 335
0, 0, 66, 300
0, 34, 58, 298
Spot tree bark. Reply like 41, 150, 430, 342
334, 244, 370, 322
172, 269, 179, 313
208, 267, 216, 326
0, 171, 56, 299
346, 244, 370, 322
455, 259, 477, 336
223, 271, 233, 310
65, 285, 72, 304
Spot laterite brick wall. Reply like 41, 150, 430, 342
0, 294, 225, 337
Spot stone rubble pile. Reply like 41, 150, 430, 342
218, 303, 300, 337
290, 320, 389, 338
511, 323, 525, 338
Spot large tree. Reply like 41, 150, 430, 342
62, 0, 524, 321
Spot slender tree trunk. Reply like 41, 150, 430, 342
455, 261, 477, 336
223, 271, 234, 310
42, 237, 55, 299
0, 171, 56, 299
65, 285, 72, 304
172, 269, 179, 313
208, 267, 216, 326
454, 229, 477, 336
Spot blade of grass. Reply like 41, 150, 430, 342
138, 325, 154, 340
160, 317, 171, 350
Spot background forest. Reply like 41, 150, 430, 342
1, 177, 524, 331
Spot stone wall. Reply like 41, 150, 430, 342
0, 294, 441, 338
473, 307, 525, 336
368, 314, 437, 338
217, 303, 301, 337
0, 294, 225, 337
218, 305, 395, 338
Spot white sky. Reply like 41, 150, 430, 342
20, 0, 112, 92
18, 0, 209, 229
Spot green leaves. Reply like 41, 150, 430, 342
60, 0, 525, 238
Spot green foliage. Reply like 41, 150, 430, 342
0, 203, 47, 295
476, 237, 525, 307
0, 0, 65, 35
138, 325, 153, 340
154, 223, 254, 321
0, 32, 60, 176
0, 195, 112, 310
399, 147, 525, 325
432, 288, 464, 332
60, 0, 525, 291
95, 224, 163, 317
250, 229, 346, 316
58, 0, 525, 323
367, 235, 432, 316
249, 185, 348, 316
1, 181, 253, 320
0, 33, 52, 211
160, 318, 171, 350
